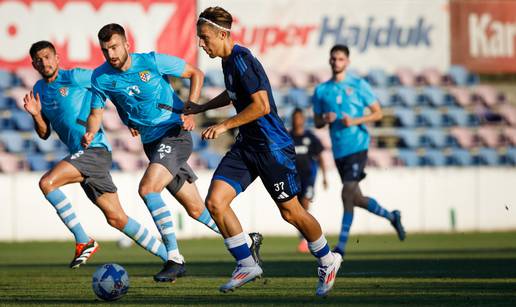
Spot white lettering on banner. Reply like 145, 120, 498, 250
0, 1, 176, 62
469, 13, 516, 58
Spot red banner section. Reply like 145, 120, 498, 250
451, 0, 516, 73
0, 0, 197, 70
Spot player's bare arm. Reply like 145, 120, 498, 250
342, 102, 382, 127
201, 90, 269, 140
82, 107, 104, 148
23, 91, 50, 139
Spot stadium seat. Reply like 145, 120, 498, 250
204, 69, 225, 88
32, 133, 60, 153
445, 65, 479, 86
448, 148, 473, 166
421, 128, 455, 148
501, 147, 516, 165
0, 152, 24, 173
473, 148, 500, 166
498, 104, 516, 126
0, 69, 13, 89
26, 153, 52, 171
373, 87, 393, 107
448, 87, 472, 107
0, 116, 14, 130
272, 89, 287, 108
367, 149, 395, 168
191, 131, 208, 152
397, 129, 421, 148
365, 68, 389, 87
421, 149, 447, 166
394, 67, 417, 86
393, 86, 418, 107
443, 107, 479, 127
418, 86, 449, 107
397, 149, 420, 167
450, 127, 477, 148
0, 94, 15, 110
417, 68, 443, 86
418, 108, 443, 127
11, 110, 34, 131
0, 131, 28, 153
288, 71, 311, 89
198, 149, 223, 169
472, 85, 506, 107
285, 88, 310, 108
15, 67, 40, 87
477, 126, 503, 148
393, 107, 418, 127
112, 151, 140, 171
503, 127, 516, 146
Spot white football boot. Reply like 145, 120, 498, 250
315, 252, 343, 297
219, 263, 263, 293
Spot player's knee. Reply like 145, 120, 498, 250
39, 176, 54, 194
186, 206, 203, 219
138, 183, 158, 199
105, 212, 126, 230
205, 197, 224, 217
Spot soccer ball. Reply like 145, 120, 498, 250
92, 263, 129, 301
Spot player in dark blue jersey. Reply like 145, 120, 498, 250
83, 24, 262, 282
186, 7, 342, 296
289, 108, 328, 253
25, 41, 168, 269
313, 45, 406, 258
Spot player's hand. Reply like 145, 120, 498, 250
181, 114, 195, 131
81, 132, 95, 148
342, 115, 354, 127
128, 127, 139, 137
183, 101, 205, 115
201, 123, 228, 140
23, 91, 42, 116
322, 112, 337, 124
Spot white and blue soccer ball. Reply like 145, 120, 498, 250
92, 263, 129, 301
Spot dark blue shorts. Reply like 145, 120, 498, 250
212, 144, 300, 202
335, 150, 368, 182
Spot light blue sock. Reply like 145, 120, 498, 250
335, 212, 354, 253
45, 189, 89, 243
196, 208, 220, 234
143, 193, 181, 262
122, 216, 167, 262
367, 198, 394, 221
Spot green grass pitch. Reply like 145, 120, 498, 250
1, 232, 516, 306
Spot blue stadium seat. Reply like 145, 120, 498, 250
393, 86, 418, 107
394, 107, 418, 127
443, 107, 480, 127
397, 149, 420, 167
448, 148, 473, 166
0, 116, 14, 130
191, 131, 208, 152
373, 87, 393, 107
11, 110, 34, 131
473, 148, 499, 166
0, 95, 15, 110
447, 65, 479, 86
32, 133, 60, 153
418, 108, 443, 127
397, 129, 421, 148
421, 149, 447, 166
0, 131, 30, 153
420, 128, 455, 148
205, 69, 225, 88
501, 147, 516, 165
199, 149, 223, 169
285, 88, 310, 108
272, 90, 287, 108
365, 68, 389, 87
26, 154, 52, 171
0, 70, 13, 89
418, 86, 448, 107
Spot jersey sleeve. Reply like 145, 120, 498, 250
358, 79, 377, 106
153, 52, 186, 78
237, 53, 267, 95
71, 68, 93, 88
309, 132, 324, 156
312, 86, 323, 115
90, 74, 108, 109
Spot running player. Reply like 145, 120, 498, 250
82, 24, 262, 283
312, 44, 406, 257
26, 40, 168, 269
289, 108, 328, 253
186, 7, 342, 296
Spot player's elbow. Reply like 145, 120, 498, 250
261, 102, 270, 116
375, 110, 383, 121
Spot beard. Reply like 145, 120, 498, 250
109, 51, 129, 69
41, 66, 58, 79
331, 66, 345, 75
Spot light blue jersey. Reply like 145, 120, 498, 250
33, 69, 111, 154
91, 52, 186, 144
312, 73, 376, 159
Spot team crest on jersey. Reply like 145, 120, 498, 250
59, 87, 69, 97
139, 70, 151, 82
346, 87, 353, 95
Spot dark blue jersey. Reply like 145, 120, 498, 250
290, 130, 324, 176
222, 44, 292, 151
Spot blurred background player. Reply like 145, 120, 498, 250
187, 6, 342, 296
82, 24, 262, 282
312, 44, 406, 258
26, 40, 169, 269
289, 108, 328, 253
